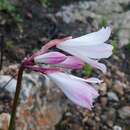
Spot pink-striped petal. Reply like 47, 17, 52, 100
47, 72, 99, 109
34, 52, 67, 64
24, 65, 60, 74
57, 56, 85, 69
55, 27, 112, 72
28, 36, 72, 60
41, 36, 72, 53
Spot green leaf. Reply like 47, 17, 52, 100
83, 64, 93, 77
100, 17, 108, 27
112, 39, 117, 54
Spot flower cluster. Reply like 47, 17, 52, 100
22, 27, 113, 110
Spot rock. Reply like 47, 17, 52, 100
0, 75, 17, 94
0, 71, 67, 130
1, 64, 18, 76
99, 83, 107, 95
115, 71, 125, 79
0, 73, 45, 102
95, 0, 123, 14
55, 0, 130, 47
118, 29, 130, 47
65, 112, 72, 117
100, 96, 108, 107
107, 108, 116, 123
16, 77, 67, 130
113, 125, 122, 130
113, 81, 124, 95
95, 116, 100, 122
108, 91, 119, 102
121, 11, 130, 29
101, 108, 116, 128
21, 72, 41, 101
104, 77, 112, 89
0, 113, 10, 130
56, 1, 101, 24
118, 11, 130, 47
118, 106, 130, 119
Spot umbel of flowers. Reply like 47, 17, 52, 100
8, 27, 113, 130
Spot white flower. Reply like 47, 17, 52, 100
48, 72, 100, 109
56, 27, 113, 73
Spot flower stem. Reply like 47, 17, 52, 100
0, 35, 4, 71
8, 65, 24, 130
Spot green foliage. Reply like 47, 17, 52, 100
6, 40, 14, 49
83, 64, 93, 77
112, 39, 118, 54
13, 14, 23, 22
39, 0, 50, 6
32, 48, 39, 53
99, 17, 108, 27
0, 0, 22, 22
0, 0, 16, 12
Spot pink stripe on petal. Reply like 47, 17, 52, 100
34, 52, 67, 64
28, 36, 72, 61
24, 65, 60, 74
41, 36, 72, 52
48, 72, 99, 109
58, 56, 85, 69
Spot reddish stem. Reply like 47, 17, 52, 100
8, 65, 24, 130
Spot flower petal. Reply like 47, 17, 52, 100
48, 72, 99, 109
57, 42, 113, 60
85, 78, 103, 84
74, 43, 113, 59
29, 36, 72, 60
57, 44, 107, 73
85, 58, 107, 73
24, 65, 60, 74
57, 26, 111, 47
34, 52, 67, 64
67, 74, 103, 84
57, 56, 85, 69
41, 36, 72, 52
56, 27, 112, 72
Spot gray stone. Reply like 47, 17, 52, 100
16, 73, 67, 130
101, 108, 116, 126
0, 73, 45, 102
118, 106, 130, 119
113, 80, 124, 96
108, 91, 119, 102
55, 0, 130, 47
113, 125, 122, 130
118, 11, 130, 47
0, 75, 16, 94
56, 1, 102, 24
95, 0, 123, 14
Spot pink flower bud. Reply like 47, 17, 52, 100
34, 52, 67, 64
